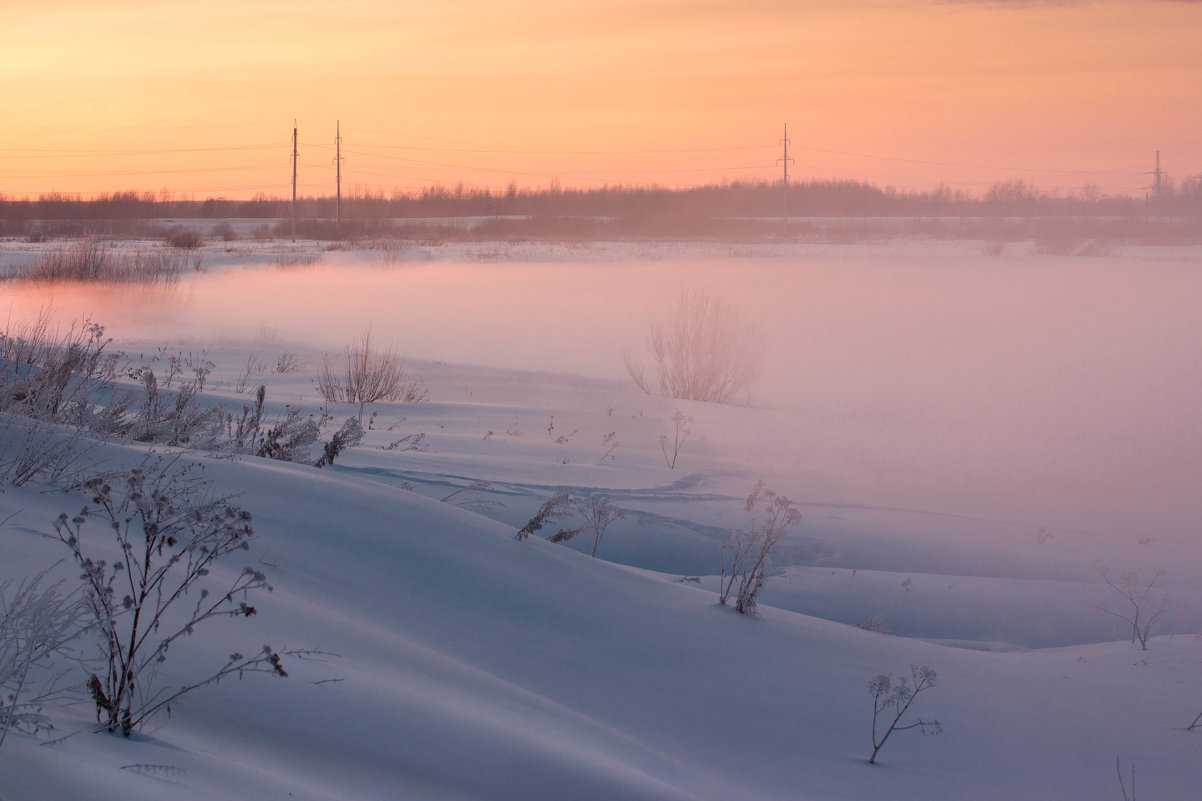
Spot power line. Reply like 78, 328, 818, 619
308, 141, 774, 156
0, 144, 284, 158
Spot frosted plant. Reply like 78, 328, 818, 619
546, 494, 625, 558
318, 328, 427, 421
659, 410, 691, 470
53, 460, 287, 736
0, 567, 90, 749
866, 665, 942, 765
719, 482, 798, 616
1095, 566, 1169, 651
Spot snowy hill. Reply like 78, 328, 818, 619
2, 240, 1201, 800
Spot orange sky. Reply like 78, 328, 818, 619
2, 0, 1200, 199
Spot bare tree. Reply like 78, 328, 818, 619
318, 327, 426, 420
625, 289, 763, 405
866, 665, 942, 765
1095, 566, 1169, 650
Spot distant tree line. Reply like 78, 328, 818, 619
2, 178, 1200, 242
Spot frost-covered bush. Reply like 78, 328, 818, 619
0, 568, 90, 749
515, 491, 624, 558
1095, 565, 1169, 651
1, 316, 122, 427
164, 226, 202, 250
719, 482, 798, 616
53, 461, 287, 736
0, 415, 92, 487
314, 416, 364, 467
624, 288, 763, 405
318, 328, 427, 420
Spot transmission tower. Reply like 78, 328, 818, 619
334, 121, 345, 239
1145, 150, 1165, 200
777, 123, 795, 234
291, 120, 298, 242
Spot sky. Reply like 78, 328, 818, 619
1, 0, 1200, 200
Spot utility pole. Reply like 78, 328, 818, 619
777, 123, 794, 235
1146, 150, 1165, 200
334, 121, 344, 239
291, 120, 298, 242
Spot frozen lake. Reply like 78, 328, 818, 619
4, 240, 1201, 543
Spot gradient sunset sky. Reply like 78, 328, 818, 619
2, 0, 1199, 200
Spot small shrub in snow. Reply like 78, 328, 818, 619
624, 288, 763, 405
53, 460, 286, 736
259, 408, 323, 463
546, 495, 624, 558
274, 351, 301, 374
857, 615, 892, 635
0, 416, 92, 488
0, 567, 90, 749
719, 482, 798, 616
1, 315, 121, 427
314, 416, 365, 468
866, 665, 942, 765
515, 491, 575, 541
1095, 565, 1169, 651
164, 226, 202, 250
514, 492, 624, 558
318, 328, 427, 420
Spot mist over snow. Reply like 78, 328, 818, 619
2, 237, 1201, 800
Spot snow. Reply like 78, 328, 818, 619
2, 237, 1201, 800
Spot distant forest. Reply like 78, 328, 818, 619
3, 178, 1200, 242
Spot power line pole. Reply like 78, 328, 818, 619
1148, 149, 1164, 199
291, 120, 298, 242
334, 121, 344, 239
777, 123, 794, 235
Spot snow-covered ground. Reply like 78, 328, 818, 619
1, 237, 1200, 800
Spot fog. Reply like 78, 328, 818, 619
5, 241, 1200, 544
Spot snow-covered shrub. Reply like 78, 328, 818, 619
545, 494, 625, 558
515, 491, 575, 541
314, 416, 364, 467
53, 460, 287, 736
1095, 565, 1169, 651
0, 415, 92, 487
719, 482, 798, 616
19, 243, 194, 283
624, 288, 763, 405
164, 226, 202, 250
866, 665, 942, 765
0, 567, 90, 749
515, 492, 624, 558
857, 615, 893, 635
124, 366, 225, 448
318, 328, 427, 420
1, 316, 121, 427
